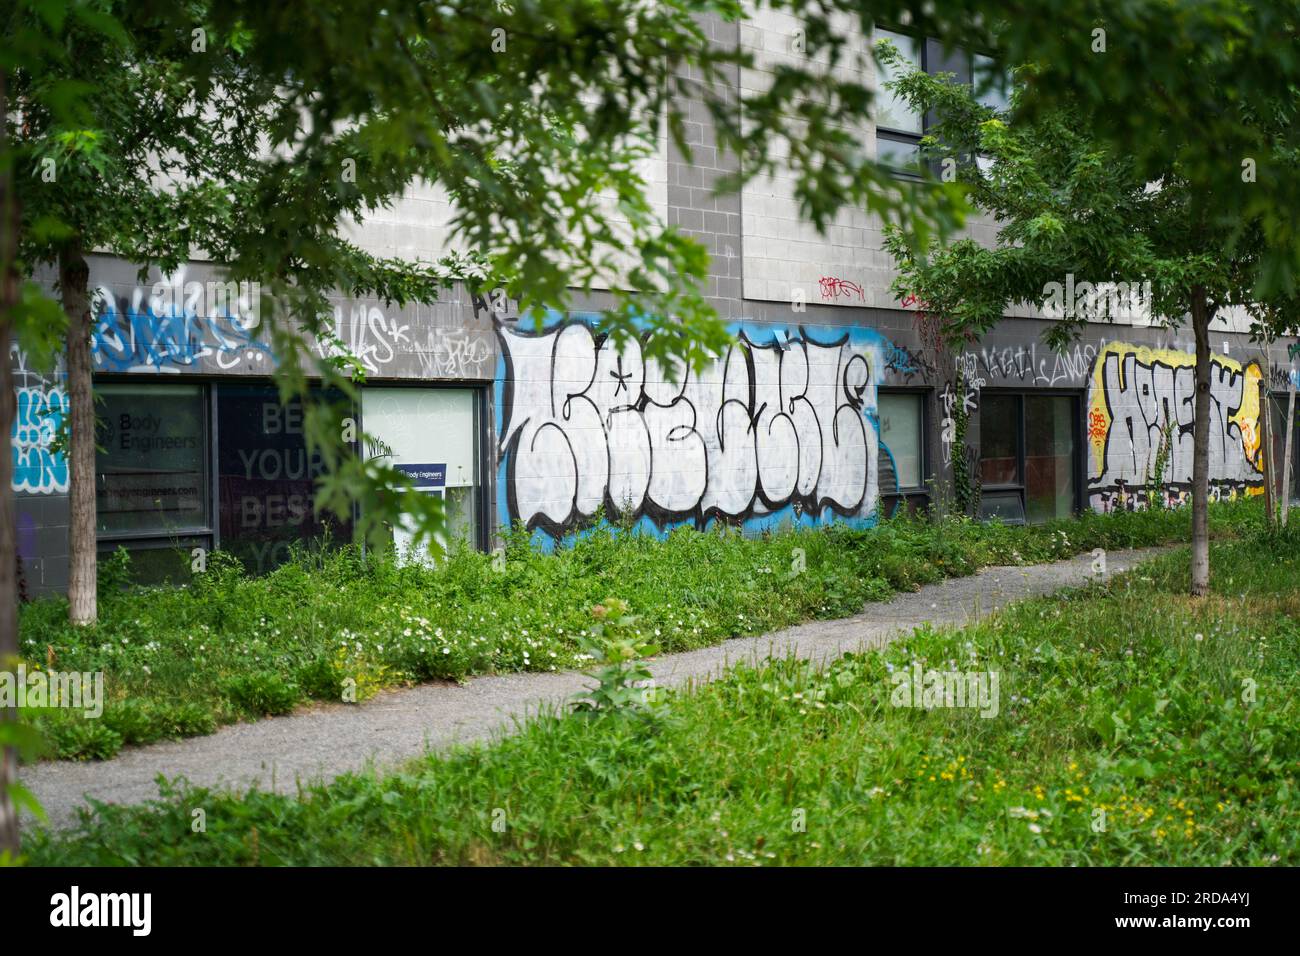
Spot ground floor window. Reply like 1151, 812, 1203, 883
96, 382, 209, 537
1270, 391, 1300, 502
978, 393, 1079, 524
91, 379, 484, 576
360, 386, 482, 557
94, 380, 362, 579
216, 384, 354, 574
878, 390, 927, 499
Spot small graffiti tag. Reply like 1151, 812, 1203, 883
819, 276, 865, 302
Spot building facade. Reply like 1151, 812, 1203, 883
12, 10, 1299, 595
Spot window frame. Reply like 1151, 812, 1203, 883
1269, 390, 1300, 504
92, 376, 495, 562
356, 381, 491, 553
977, 388, 1084, 524
877, 386, 930, 497
873, 28, 1011, 180
92, 377, 214, 545
872, 25, 930, 179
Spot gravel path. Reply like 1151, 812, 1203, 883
22, 546, 1171, 831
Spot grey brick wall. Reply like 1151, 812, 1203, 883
667, 16, 744, 319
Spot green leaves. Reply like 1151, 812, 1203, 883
884, 19, 1300, 354
572, 597, 663, 719
11, 280, 66, 372
0, 717, 46, 763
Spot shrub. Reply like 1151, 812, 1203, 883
102, 699, 166, 747
97, 546, 134, 595
221, 671, 301, 718
148, 701, 218, 739
296, 654, 348, 702
44, 715, 124, 761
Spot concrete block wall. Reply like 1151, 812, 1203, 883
12, 360, 70, 598
738, 5, 891, 309
668, 13, 744, 319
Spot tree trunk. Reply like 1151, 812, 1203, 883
0, 68, 21, 857
1284, 378, 1297, 527
1190, 291, 1212, 596
1261, 357, 1276, 525
0, 323, 16, 859
60, 246, 96, 625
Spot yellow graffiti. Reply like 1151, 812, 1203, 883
1238, 361, 1264, 467
1086, 342, 1264, 483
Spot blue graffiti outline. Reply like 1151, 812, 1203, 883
92, 291, 273, 372
495, 312, 911, 551
12, 385, 69, 494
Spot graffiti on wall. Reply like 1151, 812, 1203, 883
496, 318, 919, 540
12, 385, 68, 494
419, 328, 493, 379
10, 343, 67, 496
974, 340, 1102, 389
818, 276, 866, 302
1267, 363, 1300, 392
1086, 342, 1264, 510
93, 268, 494, 379
313, 303, 491, 379
882, 341, 936, 383
939, 378, 979, 467
315, 303, 411, 374
92, 270, 270, 372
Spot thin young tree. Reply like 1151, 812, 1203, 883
3, 0, 981, 854
882, 47, 1300, 595
10, 8, 293, 625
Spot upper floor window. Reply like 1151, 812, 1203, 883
874, 29, 1010, 177
874, 29, 926, 175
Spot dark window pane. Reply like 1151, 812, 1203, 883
98, 536, 210, 587
978, 490, 1025, 524
95, 383, 207, 535
217, 385, 351, 574
1271, 394, 1300, 501
1025, 395, 1076, 523
979, 394, 1020, 485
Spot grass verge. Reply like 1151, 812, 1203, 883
18, 500, 1263, 759
24, 520, 1300, 865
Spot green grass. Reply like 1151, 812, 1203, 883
18, 499, 1264, 759
24, 517, 1300, 866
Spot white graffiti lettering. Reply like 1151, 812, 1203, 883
497, 322, 889, 536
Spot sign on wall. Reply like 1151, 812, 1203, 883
361, 388, 479, 558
